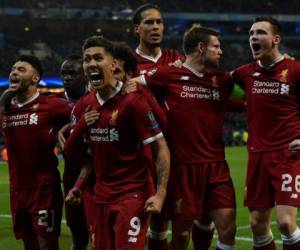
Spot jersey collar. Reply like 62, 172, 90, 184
135, 47, 162, 63
257, 55, 284, 69
11, 92, 40, 108
96, 81, 123, 106
183, 62, 204, 78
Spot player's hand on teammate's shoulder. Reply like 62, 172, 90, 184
283, 53, 295, 60
288, 139, 300, 154
65, 187, 82, 206
122, 78, 139, 95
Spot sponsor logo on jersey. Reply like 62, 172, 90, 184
180, 85, 220, 100
279, 69, 288, 82
89, 127, 119, 142
180, 76, 189, 81
251, 81, 290, 95
2, 113, 38, 128
29, 113, 38, 125
252, 72, 261, 77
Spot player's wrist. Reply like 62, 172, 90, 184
74, 176, 86, 190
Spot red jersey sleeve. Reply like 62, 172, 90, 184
64, 97, 89, 160
141, 66, 170, 90
130, 94, 163, 145
48, 96, 72, 128
138, 86, 167, 129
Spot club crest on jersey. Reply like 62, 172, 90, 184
280, 69, 288, 83
109, 110, 119, 126
211, 76, 218, 87
29, 113, 38, 125
31, 103, 39, 111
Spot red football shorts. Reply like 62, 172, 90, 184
93, 196, 150, 250
10, 185, 63, 239
169, 161, 236, 220
82, 186, 96, 246
245, 148, 300, 209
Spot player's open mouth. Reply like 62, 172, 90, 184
251, 43, 261, 52
9, 78, 20, 88
90, 72, 102, 85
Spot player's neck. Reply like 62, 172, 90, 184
66, 84, 86, 100
16, 87, 38, 104
138, 43, 161, 58
185, 57, 206, 74
259, 51, 283, 68
97, 79, 119, 102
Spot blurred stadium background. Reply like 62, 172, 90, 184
0, 1, 300, 249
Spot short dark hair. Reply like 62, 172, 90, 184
82, 36, 115, 56
113, 42, 138, 75
254, 16, 281, 35
183, 24, 220, 55
133, 3, 161, 25
16, 55, 43, 79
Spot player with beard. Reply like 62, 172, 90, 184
65, 36, 170, 250
133, 5, 219, 250
59, 55, 90, 250
131, 25, 237, 250
0, 55, 71, 250
232, 17, 300, 250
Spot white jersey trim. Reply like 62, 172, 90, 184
183, 63, 204, 78
96, 81, 123, 106
257, 55, 284, 69
143, 132, 163, 145
135, 47, 162, 63
11, 92, 40, 108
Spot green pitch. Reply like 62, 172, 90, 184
0, 146, 295, 249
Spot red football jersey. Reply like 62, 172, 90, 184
142, 63, 234, 163
2, 93, 71, 189
134, 48, 184, 76
71, 82, 163, 203
232, 58, 300, 152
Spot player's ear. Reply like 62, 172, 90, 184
111, 59, 117, 73
133, 24, 140, 37
197, 41, 206, 54
32, 73, 40, 85
273, 34, 281, 46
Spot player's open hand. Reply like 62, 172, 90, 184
289, 139, 300, 154
144, 194, 165, 214
65, 187, 82, 206
84, 106, 100, 126
122, 79, 138, 95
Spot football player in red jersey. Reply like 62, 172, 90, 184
67, 36, 170, 250
60, 55, 90, 250
130, 25, 237, 250
232, 17, 300, 250
0, 55, 71, 250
